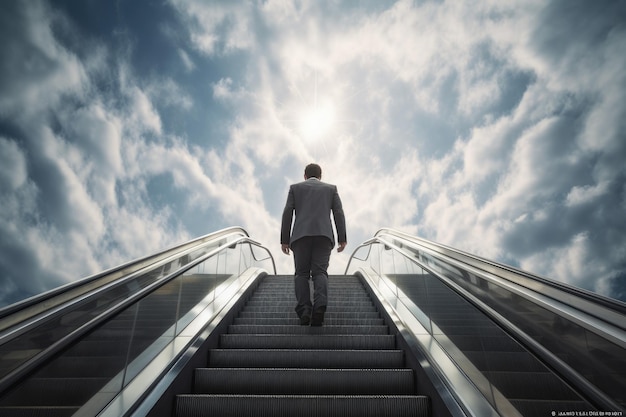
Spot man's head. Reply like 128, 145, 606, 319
304, 163, 322, 180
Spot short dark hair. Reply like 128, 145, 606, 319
304, 163, 322, 179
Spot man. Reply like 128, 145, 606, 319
280, 163, 347, 327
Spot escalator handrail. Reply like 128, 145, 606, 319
0, 230, 250, 345
0, 235, 274, 396
346, 234, 625, 413
375, 228, 626, 327
0, 227, 248, 318
0, 227, 249, 332
373, 231, 626, 348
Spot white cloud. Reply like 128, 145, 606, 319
0, 137, 28, 190
128, 86, 163, 134
178, 48, 196, 72
1, 0, 625, 307
169, 0, 255, 55
0, 1, 86, 119
149, 78, 194, 111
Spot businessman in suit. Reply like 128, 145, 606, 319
281, 163, 347, 326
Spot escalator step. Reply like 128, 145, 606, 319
220, 334, 396, 349
241, 306, 377, 312
208, 349, 404, 369
176, 394, 429, 417
194, 368, 414, 395
175, 274, 428, 417
233, 317, 385, 326
244, 300, 374, 310
226, 325, 389, 335
237, 311, 380, 319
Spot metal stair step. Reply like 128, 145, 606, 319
219, 334, 396, 349
233, 317, 385, 326
245, 300, 374, 307
237, 311, 380, 319
226, 325, 389, 335
175, 394, 430, 417
208, 349, 405, 369
194, 368, 415, 395
249, 295, 371, 300
240, 306, 378, 313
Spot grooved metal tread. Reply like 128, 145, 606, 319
233, 317, 385, 325
176, 274, 429, 417
226, 324, 389, 334
207, 349, 405, 368
176, 394, 429, 417
194, 368, 415, 394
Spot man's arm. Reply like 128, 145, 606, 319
280, 186, 295, 254
332, 186, 347, 251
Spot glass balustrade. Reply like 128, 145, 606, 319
346, 234, 624, 415
0, 234, 234, 381
0, 237, 274, 415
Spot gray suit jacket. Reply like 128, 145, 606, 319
281, 178, 347, 247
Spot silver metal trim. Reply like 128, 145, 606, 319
0, 234, 275, 397
347, 230, 626, 414
0, 227, 249, 330
375, 228, 626, 329
377, 234, 626, 349
356, 266, 502, 417
94, 267, 266, 417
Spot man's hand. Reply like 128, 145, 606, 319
281, 244, 290, 255
337, 242, 347, 253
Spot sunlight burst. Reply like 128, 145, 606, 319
299, 100, 336, 141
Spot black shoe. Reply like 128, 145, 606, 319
311, 310, 324, 327
300, 314, 311, 326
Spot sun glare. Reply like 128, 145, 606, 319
299, 100, 336, 141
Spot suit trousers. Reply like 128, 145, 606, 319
291, 236, 332, 317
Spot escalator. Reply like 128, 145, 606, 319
176, 275, 429, 416
348, 229, 626, 416
0, 228, 276, 416
391, 273, 593, 416
0, 227, 624, 417
0, 273, 223, 415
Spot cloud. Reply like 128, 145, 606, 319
1, 0, 624, 308
178, 48, 196, 72
0, 1, 193, 306
168, 0, 255, 55
170, 1, 625, 297
0, 137, 28, 190
0, 1, 86, 119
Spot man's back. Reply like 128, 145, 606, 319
281, 178, 346, 247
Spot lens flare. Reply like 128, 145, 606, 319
299, 100, 335, 141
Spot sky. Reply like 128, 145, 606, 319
0, 0, 625, 308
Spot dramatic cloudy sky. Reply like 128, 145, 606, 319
1, 0, 625, 307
